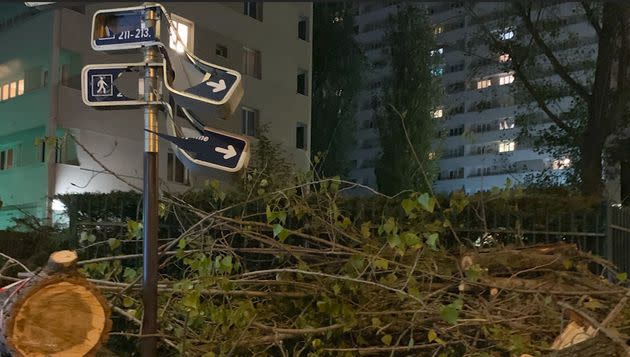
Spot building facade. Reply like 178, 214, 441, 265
350, 1, 588, 194
0, 2, 312, 227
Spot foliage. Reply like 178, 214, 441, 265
311, 2, 366, 178
375, 4, 441, 195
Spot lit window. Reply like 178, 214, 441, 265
477, 79, 491, 89
242, 107, 259, 137
499, 74, 514, 85
434, 25, 443, 34
430, 47, 444, 56
499, 30, 514, 40
499, 118, 515, 130
167, 151, 190, 185
1, 84, 7, 100
498, 141, 515, 152
169, 15, 194, 54
242, 47, 262, 79
9, 82, 16, 98
499, 54, 510, 62
431, 108, 443, 118
552, 158, 571, 170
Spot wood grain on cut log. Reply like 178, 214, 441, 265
461, 243, 581, 275
0, 250, 111, 357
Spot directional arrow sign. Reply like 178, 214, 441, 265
150, 127, 249, 173
163, 46, 243, 123
92, 4, 162, 51
81, 62, 162, 108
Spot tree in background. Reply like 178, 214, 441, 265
375, 4, 441, 195
471, 1, 630, 202
311, 2, 365, 178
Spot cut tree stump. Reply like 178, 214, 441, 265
0, 250, 111, 357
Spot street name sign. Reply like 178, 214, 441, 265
151, 126, 249, 173
81, 62, 163, 108
163, 47, 243, 122
92, 4, 162, 51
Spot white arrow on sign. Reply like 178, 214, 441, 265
206, 79, 226, 93
215, 145, 237, 159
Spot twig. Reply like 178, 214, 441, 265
0, 253, 33, 275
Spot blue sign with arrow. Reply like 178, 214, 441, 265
148, 127, 249, 173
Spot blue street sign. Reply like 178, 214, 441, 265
149, 127, 249, 173
92, 5, 162, 51
81, 62, 162, 108
163, 48, 243, 122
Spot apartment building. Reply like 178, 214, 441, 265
0, 2, 312, 227
350, 1, 588, 194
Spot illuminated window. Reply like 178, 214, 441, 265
476, 79, 491, 89
498, 141, 515, 152
499, 74, 514, 85
499, 54, 510, 62
431, 108, 443, 118
499, 118, 515, 130
499, 30, 514, 40
18, 79, 24, 95
1, 84, 8, 100
434, 25, 443, 34
552, 158, 571, 170
169, 15, 194, 53
9, 82, 16, 98
430, 47, 444, 56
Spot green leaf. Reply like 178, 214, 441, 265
273, 224, 284, 238
401, 231, 421, 248
277, 228, 290, 243
122, 296, 135, 308
562, 259, 573, 270
79, 231, 96, 245
387, 234, 401, 248
127, 220, 143, 239
182, 291, 200, 310
371, 317, 382, 327
123, 267, 137, 282
361, 222, 371, 239
617, 272, 628, 283
425, 233, 439, 250
107, 238, 120, 251
440, 298, 463, 325
381, 334, 392, 346
374, 258, 389, 270
401, 198, 416, 216
158, 202, 166, 218
417, 193, 435, 213
382, 217, 397, 235
427, 329, 437, 342
178, 238, 186, 250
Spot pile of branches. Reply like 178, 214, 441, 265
19, 180, 630, 356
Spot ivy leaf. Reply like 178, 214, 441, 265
122, 296, 135, 308
382, 217, 397, 235
79, 231, 96, 245
123, 267, 137, 282
381, 334, 392, 346
562, 259, 573, 270
361, 222, 371, 239
387, 234, 401, 249
182, 291, 200, 311
401, 198, 416, 216
107, 238, 120, 251
417, 193, 435, 213
277, 229, 290, 243
178, 238, 187, 250
158, 202, 166, 218
273, 224, 284, 238
427, 329, 437, 342
440, 298, 463, 325
127, 220, 143, 239
425, 233, 439, 250
371, 317, 382, 327
617, 272, 628, 283
374, 258, 389, 270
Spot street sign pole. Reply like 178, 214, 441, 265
141, 7, 160, 357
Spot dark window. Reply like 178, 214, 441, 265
167, 152, 189, 185
296, 123, 307, 149
216, 44, 228, 58
244, 1, 262, 21
242, 107, 259, 137
242, 47, 262, 79
298, 17, 309, 41
297, 70, 308, 95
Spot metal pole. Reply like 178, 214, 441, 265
141, 7, 160, 356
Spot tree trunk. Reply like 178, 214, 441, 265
0, 250, 111, 357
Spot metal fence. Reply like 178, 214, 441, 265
607, 205, 630, 273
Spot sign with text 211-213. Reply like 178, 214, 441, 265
91, 4, 163, 51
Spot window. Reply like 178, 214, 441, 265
431, 108, 443, 118
244, 1, 262, 21
431, 67, 444, 76
0, 148, 14, 170
499, 29, 515, 40
167, 151, 190, 185
242, 107, 259, 137
242, 47, 262, 79
430, 47, 444, 56
499, 118, 515, 130
498, 141, 516, 152
216, 44, 228, 58
434, 25, 443, 34
477, 79, 492, 89
9, 82, 16, 98
499, 74, 515, 85
0, 78, 26, 102
169, 15, 194, 53
552, 158, 571, 170
298, 17, 309, 41
499, 53, 510, 62
296, 122, 307, 149
297, 69, 308, 95
1, 84, 9, 100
